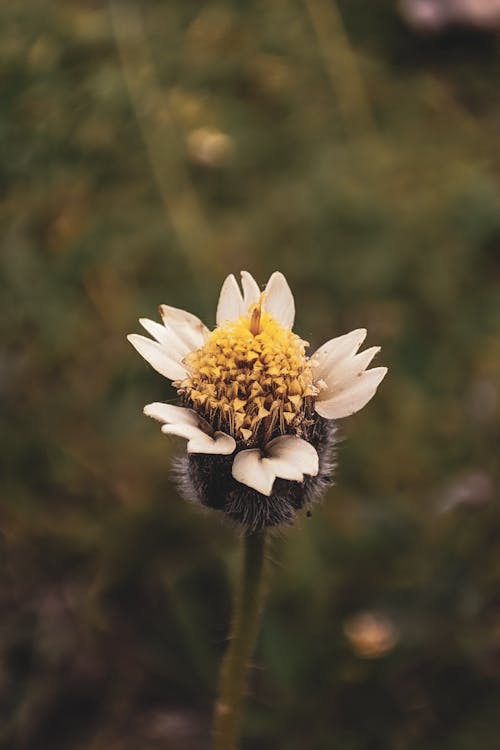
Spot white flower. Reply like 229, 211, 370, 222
128, 271, 387, 523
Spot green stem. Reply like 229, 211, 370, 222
213, 531, 269, 750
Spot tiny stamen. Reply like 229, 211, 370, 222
250, 304, 261, 335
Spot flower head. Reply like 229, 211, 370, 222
128, 272, 387, 529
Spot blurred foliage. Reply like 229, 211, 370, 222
1, 1, 500, 749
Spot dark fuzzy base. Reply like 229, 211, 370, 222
174, 417, 337, 531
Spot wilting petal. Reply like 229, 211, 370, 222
241, 271, 261, 310
320, 346, 381, 394
263, 271, 295, 328
161, 422, 205, 440
159, 305, 209, 352
161, 422, 236, 455
127, 334, 188, 380
139, 318, 191, 360
231, 436, 319, 496
232, 449, 277, 496
216, 274, 245, 325
310, 329, 367, 381
144, 402, 199, 425
144, 401, 235, 454
188, 430, 236, 455
266, 435, 319, 478
315, 367, 388, 419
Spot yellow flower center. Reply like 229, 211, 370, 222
176, 304, 317, 443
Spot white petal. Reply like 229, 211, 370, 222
266, 435, 319, 478
145, 401, 235, 453
159, 305, 209, 351
315, 367, 388, 419
127, 334, 188, 380
232, 449, 277, 496
187, 431, 236, 455
216, 274, 244, 325
161, 422, 236, 455
144, 402, 199, 425
310, 329, 367, 381
319, 346, 381, 395
139, 318, 191, 359
161, 422, 205, 440
231, 436, 319, 496
158, 304, 209, 335
240, 271, 261, 310
262, 271, 295, 328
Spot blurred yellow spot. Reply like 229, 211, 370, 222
186, 127, 234, 168
343, 611, 399, 659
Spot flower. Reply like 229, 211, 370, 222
128, 271, 387, 529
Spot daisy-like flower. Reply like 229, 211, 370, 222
128, 272, 387, 530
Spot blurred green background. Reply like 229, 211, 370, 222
2, 1, 500, 748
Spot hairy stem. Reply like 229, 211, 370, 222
213, 532, 269, 750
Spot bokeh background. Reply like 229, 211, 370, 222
2, 1, 500, 748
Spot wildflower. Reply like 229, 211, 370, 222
128, 272, 387, 529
